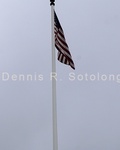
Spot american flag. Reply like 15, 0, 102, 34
54, 11, 75, 70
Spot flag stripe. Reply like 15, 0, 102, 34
57, 33, 69, 48
55, 42, 72, 60
56, 44, 75, 67
54, 11, 75, 70
55, 37, 75, 67
55, 37, 70, 54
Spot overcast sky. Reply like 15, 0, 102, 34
0, 0, 120, 150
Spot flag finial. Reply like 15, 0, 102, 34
50, 0, 55, 5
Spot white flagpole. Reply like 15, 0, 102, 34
50, 1, 58, 150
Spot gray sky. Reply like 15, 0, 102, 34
0, 0, 120, 150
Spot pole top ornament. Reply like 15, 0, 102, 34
50, 0, 55, 5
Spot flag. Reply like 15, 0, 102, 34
54, 11, 75, 70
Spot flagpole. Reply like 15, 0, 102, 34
50, 1, 58, 150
